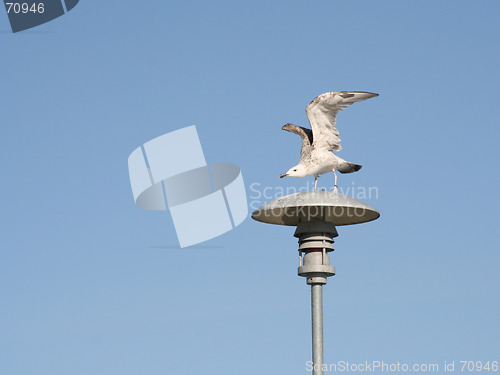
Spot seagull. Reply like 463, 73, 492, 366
279, 91, 378, 192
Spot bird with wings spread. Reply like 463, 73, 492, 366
279, 91, 379, 192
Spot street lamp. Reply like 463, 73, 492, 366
252, 190, 380, 375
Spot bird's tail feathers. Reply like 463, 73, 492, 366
338, 162, 362, 174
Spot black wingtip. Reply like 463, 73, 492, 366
338, 163, 362, 174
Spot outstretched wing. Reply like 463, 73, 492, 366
282, 123, 313, 162
305, 91, 378, 151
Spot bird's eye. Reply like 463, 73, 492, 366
293, 169, 297, 172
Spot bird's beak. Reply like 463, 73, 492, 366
279, 173, 288, 178
349, 92, 379, 102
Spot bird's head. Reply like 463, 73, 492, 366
279, 165, 308, 179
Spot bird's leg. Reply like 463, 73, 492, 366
314, 175, 318, 191
333, 170, 338, 193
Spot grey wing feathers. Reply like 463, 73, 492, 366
282, 123, 313, 162
305, 91, 378, 152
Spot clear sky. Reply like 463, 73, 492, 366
1, 1, 499, 374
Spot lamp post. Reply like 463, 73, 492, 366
252, 191, 380, 375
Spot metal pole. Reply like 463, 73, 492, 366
252, 193, 380, 375
311, 284, 324, 375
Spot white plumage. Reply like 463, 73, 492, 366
280, 91, 378, 191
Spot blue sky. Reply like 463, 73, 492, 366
1, 1, 499, 374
